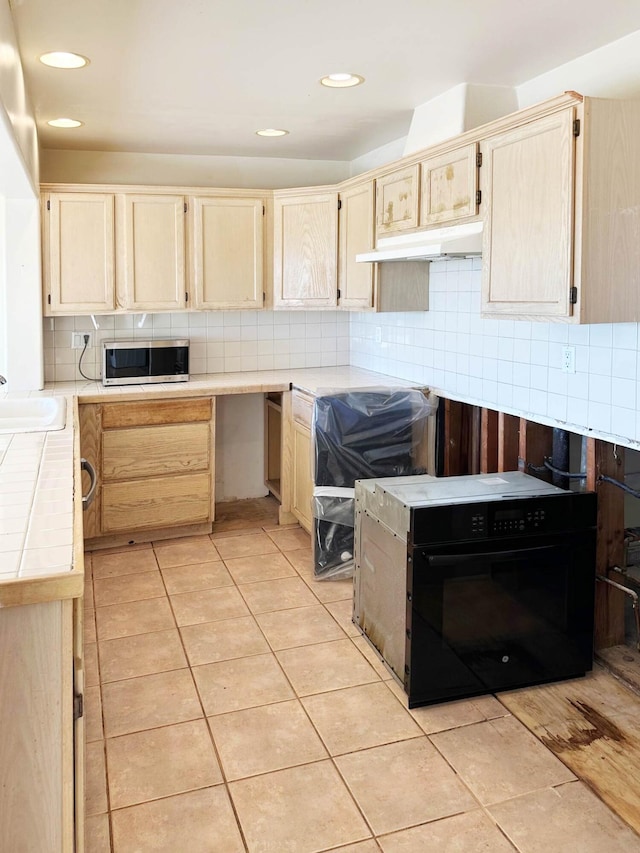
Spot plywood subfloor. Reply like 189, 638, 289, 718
499, 664, 640, 835
597, 646, 640, 696
213, 494, 280, 532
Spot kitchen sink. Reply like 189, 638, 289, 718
0, 397, 66, 434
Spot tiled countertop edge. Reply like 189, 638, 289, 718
0, 398, 84, 607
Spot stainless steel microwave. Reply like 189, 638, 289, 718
102, 339, 189, 386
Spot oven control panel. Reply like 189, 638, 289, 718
410, 492, 597, 546
490, 507, 546, 535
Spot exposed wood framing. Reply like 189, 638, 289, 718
586, 438, 626, 649
497, 413, 519, 472
480, 408, 498, 473
517, 419, 553, 479
443, 399, 477, 475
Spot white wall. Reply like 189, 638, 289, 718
0, 0, 38, 189
0, 195, 4, 377
41, 149, 350, 189
215, 394, 267, 501
517, 29, 640, 106
349, 137, 407, 178
350, 260, 640, 450
4, 197, 42, 390
403, 84, 518, 155
0, 1, 42, 391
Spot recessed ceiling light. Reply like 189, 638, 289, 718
39, 51, 89, 69
47, 118, 83, 128
320, 73, 364, 88
256, 128, 289, 137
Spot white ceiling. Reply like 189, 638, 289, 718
9, 0, 640, 161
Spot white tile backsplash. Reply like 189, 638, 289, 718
43, 310, 349, 382
349, 259, 640, 446
40, 269, 640, 449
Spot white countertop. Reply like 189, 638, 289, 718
42, 366, 417, 402
0, 397, 74, 583
0, 367, 420, 597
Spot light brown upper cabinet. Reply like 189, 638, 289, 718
420, 143, 479, 226
43, 192, 116, 315
273, 190, 338, 308
481, 110, 576, 319
118, 194, 187, 311
337, 181, 375, 309
190, 196, 265, 310
481, 96, 640, 323
375, 164, 420, 237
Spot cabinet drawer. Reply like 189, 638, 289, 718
102, 473, 211, 532
101, 397, 212, 429
292, 391, 314, 430
102, 422, 210, 480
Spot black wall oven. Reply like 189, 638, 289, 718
354, 472, 597, 709
407, 492, 597, 707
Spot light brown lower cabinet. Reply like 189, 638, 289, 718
277, 389, 315, 534
292, 421, 313, 533
0, 597, 83, 852
80, 396, 215, 546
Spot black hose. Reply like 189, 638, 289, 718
78, 336, 99, 382
527, 459, 587, 480
598, 474, 640, 500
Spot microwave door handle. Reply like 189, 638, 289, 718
426, 544, 560, 567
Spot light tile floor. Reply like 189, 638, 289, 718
84, 520, 640, 852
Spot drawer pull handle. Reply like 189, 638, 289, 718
81, 458, 98, 510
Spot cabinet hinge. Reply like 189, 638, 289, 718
47, 294, 51, 305
337, 199, 342, 210
337, 288, 341, 300
73, 693, 84, 721
475, 190, 482, 206
573, 119, 580, 137
184, 202, 187, 213
46, 199, 50, 211
263, 292, 266, 304
476, 152, 482, 168
185, 291, 189, 303
569, 286, 578, 304
262, 205, 265, 215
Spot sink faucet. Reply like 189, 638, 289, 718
0, 375, 6, 385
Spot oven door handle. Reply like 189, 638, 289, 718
426, 544, 560, 566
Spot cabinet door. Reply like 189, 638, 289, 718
420, 143, 479, 226
119, 194, 187, 311
292, 422, 313, 532
191, 197, 264, 309
338, 182, 375, 308
375, 164, 419, 236
73, 599, 85, 853
481, 109, 576, 318
273, 192, 338, 308
45, 193, 115, 314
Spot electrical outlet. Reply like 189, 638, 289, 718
71, 332, 92, 350
561, 345, 576, 374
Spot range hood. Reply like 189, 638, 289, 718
356, 221, 483, 263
